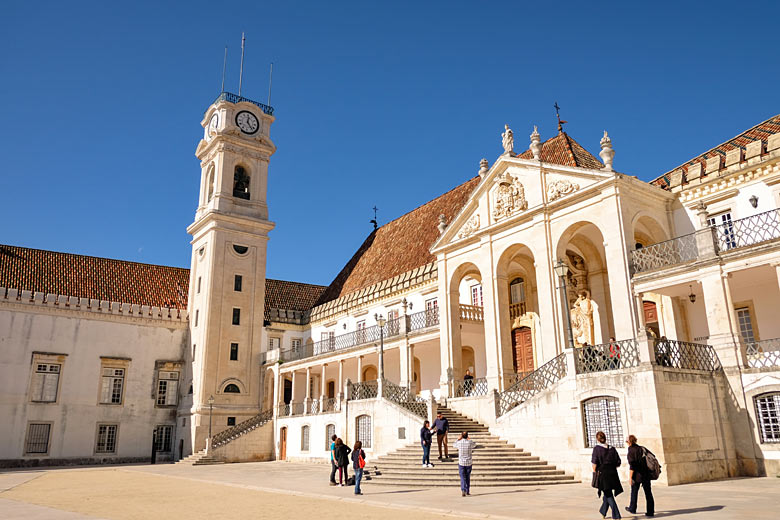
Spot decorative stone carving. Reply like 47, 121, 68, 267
599, 130, 615, 171
547, 178, 580, 201
492, 172, 527, 222
478, 158, 489, 178
457, 213, 480, 239
570, 291, 594, 348
501, 124, 514, 156
437, 214, 448, 235
530, 126, 542, 160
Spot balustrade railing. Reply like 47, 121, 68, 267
291, 402, 305, 416
211, 409, 273, 449
503, 371, 533, 389
382, 379, 428, 418
509, 302, 527, 319
322, 397, 338, 413
575, 339, 641, 374
631, 232, 699, 273
409, 308, 440, 331
279, 318, 401, 362
309, 399, 320, 414
348, 380, 379, 400
497, 353, 568, 417
459, 304, 484, 322
215, 91, 275, 115
453, 377, 488, 397
654, 339, 720, 371
277, 403, 292, 417
715, 208, 780, 252
746, 338, 780, 369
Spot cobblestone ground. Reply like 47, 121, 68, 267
1, 462, 779, 520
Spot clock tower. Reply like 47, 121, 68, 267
185, 93, 276, 453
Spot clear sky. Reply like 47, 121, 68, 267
1, 0, 778, 286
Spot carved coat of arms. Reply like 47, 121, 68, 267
547, 179, 580, 201
492, 172, 527, 222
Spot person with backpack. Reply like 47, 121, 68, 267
626, 434, 656, 517
591, 431, 623, 519
420, 420, 433, 468
334, 438, 352, 487
351, 440, 366, 495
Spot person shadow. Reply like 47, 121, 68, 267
627, 505, 725, 517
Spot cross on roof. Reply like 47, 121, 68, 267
554, 101, 568, 133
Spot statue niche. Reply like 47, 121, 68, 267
492, 172, 528, 222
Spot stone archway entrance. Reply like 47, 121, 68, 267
512, 326, 534, 374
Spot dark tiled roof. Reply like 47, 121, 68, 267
517, 132, 604, 169
0, 244, 189, 309
265, 278, 326, 315
651, 114, 780, 189
314, 176, 481, 305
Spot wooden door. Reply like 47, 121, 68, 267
512, 327, 535, 374
279, 427, 287, 460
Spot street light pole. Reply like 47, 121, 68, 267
554, 259, 575, 349
207, 394, 215, 453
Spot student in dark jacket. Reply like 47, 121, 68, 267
420, 420, 433, 468
334, 438, 352, 486
351, 441, 366, 495
591, 431, 623, 519
626, 435, 655, 517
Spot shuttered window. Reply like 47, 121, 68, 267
100, 368, 125, 404
31, 363, 60, 403
156, 371, 179, 406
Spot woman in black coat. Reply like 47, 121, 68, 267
334, 437, 352, 486
591, 431, 623, 519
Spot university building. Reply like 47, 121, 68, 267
1, 92, 779, 485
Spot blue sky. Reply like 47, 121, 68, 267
1, 1, 778, 286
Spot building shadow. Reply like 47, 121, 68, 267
651, 505, 725, 517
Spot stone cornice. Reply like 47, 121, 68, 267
679, 156, 780, 204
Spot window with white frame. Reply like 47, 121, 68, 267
735, 307, 756, 343
387, 309, 400, 335
425, 298, 439, 326
269, 337, 281, 350
95, 424, 118, 453
356, 320, 366, 343
325, 424, 336, 450
31, 363, 61, 403
291, 338, 302, 353
154, 425, 173, 452
100, 367, 125, 405
321, 331, 335, 351
755, 392, 780, 443
301, 425, 310, 451
470, 284, 483, 307
583, 396, 624, 448
156, 371, 179, 406
25, 423, 51, 454
356, 414, 372, 449
707, 211, 736, 250
510, 277, 526, 304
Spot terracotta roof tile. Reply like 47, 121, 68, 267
264, 278, 326, 317
651, 114, 780, 189
314, 176, 481, 305
517, 132, 604, 169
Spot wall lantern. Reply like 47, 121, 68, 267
749, 195, 758, 208
688, 284, 696, 303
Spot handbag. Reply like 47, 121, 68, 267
591, 470, 600, 488
358, 451, 366, 469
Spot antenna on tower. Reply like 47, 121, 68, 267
221, 46, 227, 93
267, 62, 273, 106
238, 32, 246, 96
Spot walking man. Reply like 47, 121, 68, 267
454, 431, 476, 496
432, 411, 450, 461
626, 435, 655, 517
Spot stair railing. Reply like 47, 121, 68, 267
496, 352, 567, 417
211, 409, 273, 449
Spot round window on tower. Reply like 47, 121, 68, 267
233, 244, 249, 255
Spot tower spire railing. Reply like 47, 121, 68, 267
214, 92, 274, 116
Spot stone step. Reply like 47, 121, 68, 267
393, 447, 529, 454
369, 475, 576, 486
379, 455, 540, 463
376, 468, 566, 476
374, 461, 552, 469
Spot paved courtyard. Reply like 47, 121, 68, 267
1, 461, 778, 519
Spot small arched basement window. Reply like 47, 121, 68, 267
223, 383, 240, 393
233, 166, 251, 200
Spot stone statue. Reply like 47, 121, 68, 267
437, 214, 447, 235
502, 124, 514, 155
570, 291, 594, 348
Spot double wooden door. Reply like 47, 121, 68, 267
512, 327, 535, 374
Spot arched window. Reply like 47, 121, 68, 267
233, 165, 251, 200
223, 383, 240, 393
356, 414, 372, 448
301, 425, 310, 451
582, 396, 623, 448
325, 424, 335, 450
510, 277, 526, 304
206, 166, 215, 202
755, 392, 780, 443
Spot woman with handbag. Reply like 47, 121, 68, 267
591, 431, 623, 519
351, 440, 366, 495
334, 438, 352, 487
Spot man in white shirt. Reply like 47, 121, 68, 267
454, 431, 476, 496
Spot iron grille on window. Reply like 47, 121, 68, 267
25, 423, 51, 454
96, 424, 118, 453
325, 424, 336, 450
583, 396, 623, 448
301, 425, 310, 451
755, 393, 780, 443
356, 415, 372, 449
154, 425, 173, 452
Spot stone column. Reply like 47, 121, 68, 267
699, 271, 741, 367
634, 292, 655, 365
409, 343, 417, 394
337, 359, 344, 402
304, 366, 312, 414
488, 270, 512, 392
437, 259, 458, 397
399, 337, 411, 389
357, 355, 364, 383
271, 364, 281, 417
773, 262, 780, 292
320, 364, 327, 410
290, 370, 298, 412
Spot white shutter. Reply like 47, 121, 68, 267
100, 377, 112, 403
42, 373, 59, 402
165, 380, 178, 405
31, 371, 46, 401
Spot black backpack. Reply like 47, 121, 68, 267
642, 447, 662, 480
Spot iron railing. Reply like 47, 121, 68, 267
309, 399, 320, 414
746, 338, 780, 369
291, 402, 305, 416
454, 377, 488, 397
279, 318, 401, 362
459, 304, 484, 322
322, 397, 338, 413
631, 232, 699, 273
715, 208, 780, 252
497, 353, 568, 417
654, 339, 720, 371
503, 371, 533, 389
214, 91, 274, 115
409, 308, 440, 331
382, 379, 428, 418
348, 380, 379, 400
212, 409, 273, 449
575, 339, 641, 374
277, 403, 292, 417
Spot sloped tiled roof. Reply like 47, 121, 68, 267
265, 278, 326, 315
517, 132, 604, 169
314, 176, 481, 305
651, 114, 780, 189
0, 244, 190, 309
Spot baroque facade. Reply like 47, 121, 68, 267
1, 93, 779, 484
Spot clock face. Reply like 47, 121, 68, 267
235, 110, 259, 135
208, 113, 219, 137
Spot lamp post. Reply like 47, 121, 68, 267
207, 394, 215, 452
375, 313, 386, 383
553, 259, 575, 349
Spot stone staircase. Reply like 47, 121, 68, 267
176, 449, 224, 466
368, 405, 576, 487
